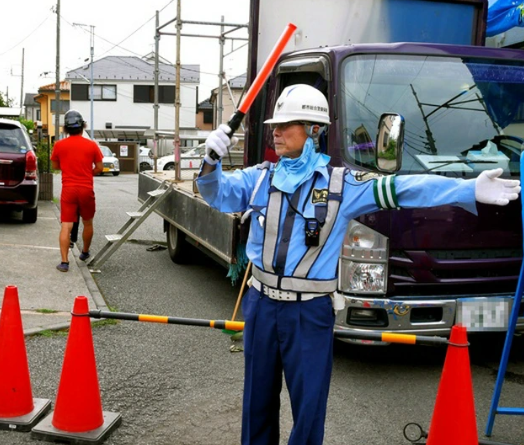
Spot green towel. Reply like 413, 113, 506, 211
226, 243, 249, 285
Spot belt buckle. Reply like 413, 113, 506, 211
264, 285, 296, 301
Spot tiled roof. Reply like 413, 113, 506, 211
198, 98, 213, 110
66, 56, 200, 83
229, 73, 246, 89
23, 93, 39, 106
38, 80, 70, 92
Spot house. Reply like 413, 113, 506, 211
23, 93, 40, 123
209, 73, 246, 127
66, 55, 200, 144
34, 81, 70, 142
195, 98, 213, 131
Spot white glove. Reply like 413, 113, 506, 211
204, 124, 239, 165
475, 168, 521, 206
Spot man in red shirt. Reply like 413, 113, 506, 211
51, 110, 103, 272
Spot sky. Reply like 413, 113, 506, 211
0, 0, 250, 109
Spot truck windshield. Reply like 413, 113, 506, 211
340, 54, 524, 178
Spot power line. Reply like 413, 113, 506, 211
0, 15, 52, 57
97, 0, 175, 58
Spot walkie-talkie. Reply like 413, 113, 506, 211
305, 219, 320, 246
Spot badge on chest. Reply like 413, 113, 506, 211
312, 188, 328, 204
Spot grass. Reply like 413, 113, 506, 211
30, 316, 119, 338
35, 308, 59, 314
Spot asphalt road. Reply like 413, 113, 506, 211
2, 173, 524, 445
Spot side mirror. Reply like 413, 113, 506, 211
375, 113, 404, 173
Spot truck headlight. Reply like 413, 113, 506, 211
338, 220, 389, 294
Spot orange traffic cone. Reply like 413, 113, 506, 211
426, 325, 478, 445
31, 296, 121, 443
0, 285, 51, 431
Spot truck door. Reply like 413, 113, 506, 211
252, 55, 333, 164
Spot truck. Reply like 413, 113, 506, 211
139, 0, 524, 342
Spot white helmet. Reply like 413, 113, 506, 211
264, 84, 330, 125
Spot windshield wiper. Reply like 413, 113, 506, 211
427, 158, 496, 172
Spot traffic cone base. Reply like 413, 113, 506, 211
0, 398, 51, 432
31, 410, 122, 444
0, 285, 35, 418
31, 296, 122, 443
427, 325, 478, 445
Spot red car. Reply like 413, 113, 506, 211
0, 118, 38, 223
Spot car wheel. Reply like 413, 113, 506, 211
22, 207, 38, 224
166, 222, 187, 264
140, 162, 152, 171
164, 163, 175, 171
112, 172, 120, 176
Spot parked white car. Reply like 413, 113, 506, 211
139, 147, 153, 171
99, 145, 120, 176
156, 144, 206, 171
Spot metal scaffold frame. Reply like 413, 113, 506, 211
153, 0, 249, 180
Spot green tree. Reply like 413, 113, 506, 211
18, 118, 35, 132
0, 91, 13, 108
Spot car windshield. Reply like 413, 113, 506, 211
99, 146, 113, 157
182, 145, 205, 157
0, 125, 27, 153
340, 54, 524, 178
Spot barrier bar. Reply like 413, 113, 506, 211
88, 310, 449, 346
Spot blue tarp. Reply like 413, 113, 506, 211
487, 0, 524, 37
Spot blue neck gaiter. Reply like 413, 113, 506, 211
272, 138, 331, 194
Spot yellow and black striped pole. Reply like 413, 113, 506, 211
88, 310, 245, 332
333, 329, 449, 346
88, 310, 449, 346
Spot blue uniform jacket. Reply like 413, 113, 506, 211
196, 162, 477, 281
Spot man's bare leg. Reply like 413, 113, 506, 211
59, 222, 74, 263
82, 218, 94, 254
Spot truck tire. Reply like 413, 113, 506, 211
167, 223, 187, 263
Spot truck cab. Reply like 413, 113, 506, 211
248, 42, 524, 340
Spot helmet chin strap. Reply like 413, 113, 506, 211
304, 124, 327, 152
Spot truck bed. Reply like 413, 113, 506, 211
138, 171, 241, 267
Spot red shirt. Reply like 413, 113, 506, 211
51, 135, 103, 188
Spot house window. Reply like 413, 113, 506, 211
72, 84, 89, 100
71, 84, 117, 101
92, 85, 117, 101
133, 85, 175, 104
50, 100, 70, 114
203, 110, 213, 124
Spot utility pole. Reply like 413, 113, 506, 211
154, 11, 160, 171
73, 23, 95, 139
54, 0, 61, 142
217, 16, 225, 126
174, 0, 182, 181
20, 48, 24, 117
89, 25, 94, 139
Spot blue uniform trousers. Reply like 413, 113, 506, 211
241, 286, 335, 445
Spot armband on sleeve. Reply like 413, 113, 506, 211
373, 175, 400, 209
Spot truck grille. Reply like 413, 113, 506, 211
389, 248, 522, 296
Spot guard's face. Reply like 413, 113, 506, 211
271, 122, 308, 159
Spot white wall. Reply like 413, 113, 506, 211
70, 80, 197, 132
